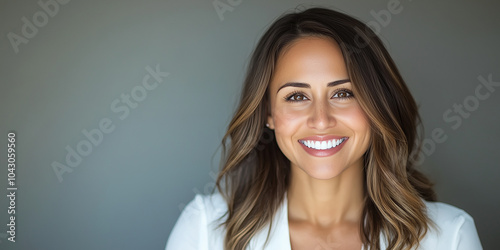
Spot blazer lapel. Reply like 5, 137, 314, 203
248, 195, 292, 249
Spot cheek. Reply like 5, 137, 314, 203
334, 101, 368, 126
272, 107, 307, 156
337, 104, 371, 147
343, 107, 369, 129
272, 106, 307, 130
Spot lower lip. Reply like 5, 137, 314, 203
299, 138, 348, 157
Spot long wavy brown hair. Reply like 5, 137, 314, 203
215, 7, 436, 250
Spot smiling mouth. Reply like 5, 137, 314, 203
298, 137, 348, 150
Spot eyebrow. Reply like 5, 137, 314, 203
276, 79, 350, 93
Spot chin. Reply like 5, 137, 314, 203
299, 164, 347, 180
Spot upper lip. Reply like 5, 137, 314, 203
298, 135, 347, 141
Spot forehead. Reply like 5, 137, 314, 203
271, 36, 348, 85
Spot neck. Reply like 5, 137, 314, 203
287, 160, 365, 227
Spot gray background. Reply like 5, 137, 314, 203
0, 0, 498, 249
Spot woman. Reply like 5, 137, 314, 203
166, 7, 482, 250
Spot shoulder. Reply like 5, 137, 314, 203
165, 192, 228, 250
419, 201, 483, 250
180, 191, 228, 219
425, 201, 473, 227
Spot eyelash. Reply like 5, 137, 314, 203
332, 88, 354, 100
283, 89, 354, 102
284, 91, 308, 102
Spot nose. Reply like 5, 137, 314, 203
307, 99, 336, 130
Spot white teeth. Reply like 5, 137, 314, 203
300, 138, 346, 150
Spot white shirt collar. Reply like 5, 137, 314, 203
248, 193, 292, 249
247, 194, 372, 250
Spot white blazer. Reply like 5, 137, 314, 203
165, 192, 482, 250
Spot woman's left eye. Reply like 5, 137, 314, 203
332, 89, 354, 99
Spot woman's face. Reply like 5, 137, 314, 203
267, 36, 371, 180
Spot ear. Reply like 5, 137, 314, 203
266, 114, 275, 130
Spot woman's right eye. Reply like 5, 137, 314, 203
285, 92, 309, 102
